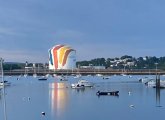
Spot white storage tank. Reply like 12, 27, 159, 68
48, 45, 76, 70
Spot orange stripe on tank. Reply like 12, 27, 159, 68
62, 49, 74, 66
53, 45, 64, 69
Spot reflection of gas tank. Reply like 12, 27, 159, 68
49, 82, 68, 116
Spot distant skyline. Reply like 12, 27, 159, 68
0, 0, 165, 63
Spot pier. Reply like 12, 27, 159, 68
3, 69, 165, 76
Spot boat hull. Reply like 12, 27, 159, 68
96, 91, 119, 96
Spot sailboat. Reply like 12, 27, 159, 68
74, 68, 82, 78
0, 80, 11, 86
32, 63, 37, 78
0, 58, 8, 120
0, 58, 10, 86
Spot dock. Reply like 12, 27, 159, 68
2, 69, 165, 76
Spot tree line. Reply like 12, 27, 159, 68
2, 55, 165, 70
76, 55, 165, 70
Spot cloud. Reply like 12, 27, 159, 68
0, 49, 48, 63
51, 29, 86, 46
0, 0, 165, 62
0, 27, 23, 36
54, 29, 84, 40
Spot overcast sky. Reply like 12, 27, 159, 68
0, 0, 165, 62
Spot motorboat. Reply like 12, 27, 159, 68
78, 80, 94, 87
45, 74, 50, 78
24, 74, 28, 78
153, 80, 165, 88
71, 80, 94, 88
153, 84, 165, 88
128, 75, 132, 78
0, 80, 11, 86
96, 74, 103, 77
145, 80, 155, 86
121, 73, 127, 76
38, 76, 47, 81
103, 76, 110, 79
60, 77, 68, 81
74, 74, 82, 78
72, 80, 94, 87
53, 74, 57, 77
33, 74, 37, 78
58, 75, 68, 81
71, 84, 85, 89
145, 79, 165, 87
139, 77, 154, 83
96, 91, 119, 96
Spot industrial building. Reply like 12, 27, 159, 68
48, 44, 76, 70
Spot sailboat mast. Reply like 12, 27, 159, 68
1, 58, 3, 82
1, 58, 7, 120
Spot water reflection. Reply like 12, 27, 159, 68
49, 82, 68, 117
1, 75, 165, 120
0, 89, 1, 100
155, 88, 162, 107
73, 88, 85, 93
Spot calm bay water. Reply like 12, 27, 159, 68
0, 75, 165, 120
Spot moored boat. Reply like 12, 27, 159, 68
74, 74, 82, 78
103, 76, 110, 79
96, 74, 103, 77
38, 76, 47, 80
0, 58, 11, 87
145, 80, 156, 86
71, 84, 85, 89
139, 77, 154, 83
96, 91, 119, 96
0, 81, 11, 86
71, 79, 94, 88
145, 79, 165, 87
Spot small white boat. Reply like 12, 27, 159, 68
33, 74, 37, 78
153, 83, 165, 88
87, 74, 92, 77
145, 80, 155, 87
24, 74, 28, 78
0, 81, 11, 86
45, 74, 50, 78
145, 79, 165, 87
53, 74, 57, 77
74, 74, 82, 78
121, 74, 127, 76
38, 76, 47, 81
78, 80, 94, 87
139, 77, 154, 83
128, 75, 132, 78
71, 84, 85, 89
60, 77, 68, 81
96, 74, 103, 77
58, 76, 68, 81
71, 80, 94, 88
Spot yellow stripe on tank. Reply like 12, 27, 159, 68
59, 46, 71, 64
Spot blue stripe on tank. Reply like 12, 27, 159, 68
49, 49, 53, 65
